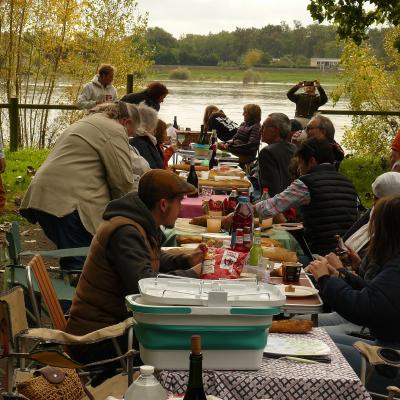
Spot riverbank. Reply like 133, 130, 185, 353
148, 66, 341, 85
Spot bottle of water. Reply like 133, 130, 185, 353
124, 365, 167, 400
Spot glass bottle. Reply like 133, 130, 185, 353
208, 144, 218, 170
173, 116, 179, 130
227, 188, 239, 214
249, 228, 263, 267
243, 226, 252, 250
124, 365, 167, 400
233, 228, 247, 252
187, 158, 199, 198
183, 335, 207, 400
230, 196, 254, 248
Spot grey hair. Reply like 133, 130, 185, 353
268, 112, 290, 139
89, 101, 141, 126
137, 102, 158, 134
313, 114, 335, 141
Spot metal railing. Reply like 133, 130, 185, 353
0, 74, 399, 152
0, 74, 135, 151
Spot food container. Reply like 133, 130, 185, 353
192, 143, 210, 157
126, 277, 286, 370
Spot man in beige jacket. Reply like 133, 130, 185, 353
20, 102, 141, 273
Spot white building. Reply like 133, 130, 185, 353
310, 58, 340, 70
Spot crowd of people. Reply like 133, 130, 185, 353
16, 65, 400, 390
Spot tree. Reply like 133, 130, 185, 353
243, 49, 263, 67
0, 0, 152, 148
308, 0, 400, 48
331, 27, 400, 157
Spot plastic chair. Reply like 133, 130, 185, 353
0, 286, 136, 396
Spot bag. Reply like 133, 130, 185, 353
201, 247, 248, 280
17, 366, 93, 400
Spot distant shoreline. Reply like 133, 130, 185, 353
149, 66, 341, 85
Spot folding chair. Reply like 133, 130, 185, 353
354, 340, 400, 399
0, 286, 137, 397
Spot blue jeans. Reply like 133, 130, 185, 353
32, 209, 93, 272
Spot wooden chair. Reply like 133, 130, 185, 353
0, 286, 136, 396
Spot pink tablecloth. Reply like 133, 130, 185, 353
179, 195, 227, 218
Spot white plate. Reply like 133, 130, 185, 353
278, 285, 319, 297
201, 232, 230, 240
180, 243, 199, 249
273, 223, 304, 231
264, 336, 330, 356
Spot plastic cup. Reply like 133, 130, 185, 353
209, 210, 223, 217
207, 217, 222, 233
261, 217, 273, 229
282, 262, 302, 283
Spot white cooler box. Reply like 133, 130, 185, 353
126, 277, 286, 370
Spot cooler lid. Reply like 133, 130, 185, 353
138, 277, 286, 307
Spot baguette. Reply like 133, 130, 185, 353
270, 319, 313, 334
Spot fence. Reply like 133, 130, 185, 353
0, 74, 399, 151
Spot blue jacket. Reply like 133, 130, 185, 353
318, 255, 400, 342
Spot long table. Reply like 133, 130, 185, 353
158, 328, 371, 400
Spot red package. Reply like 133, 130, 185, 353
201, 247, 248, 280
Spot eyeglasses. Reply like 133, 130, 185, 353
305, 125, 322, 132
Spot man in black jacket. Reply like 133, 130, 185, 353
258, 113, 296, 196
287, 80, 328, 128
255, 138, 358, 256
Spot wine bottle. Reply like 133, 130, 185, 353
173, 116, 179, 130
198, 124, 205, 144
187, 158, 199, 198
183, 335, 207, 400
208, 145, 218, 170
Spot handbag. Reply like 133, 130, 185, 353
17, 366, 94, 400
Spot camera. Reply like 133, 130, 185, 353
303, 80, 314, 87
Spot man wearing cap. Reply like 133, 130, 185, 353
65, 170, 205, 366
391, 129, 400, 172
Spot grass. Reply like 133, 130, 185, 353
339, 155, 387, 208
1, 148, 50, 223
0, 149, 383, 225
149, 66, 341, 84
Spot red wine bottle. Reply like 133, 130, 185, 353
183, 335, 207, 400
187, 159, 199, 198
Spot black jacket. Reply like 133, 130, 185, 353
258, 141, 296, 197
130, 136, 164, 169
207, 113, 238, 142
318, 255, 400, 343
299, 163, 358, 255
287, 85, 328, 119
104, 192, 196, 295
121, 91, 160, 111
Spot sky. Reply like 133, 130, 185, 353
137, 0, 315, 38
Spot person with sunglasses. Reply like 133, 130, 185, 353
305, 115, 345, 169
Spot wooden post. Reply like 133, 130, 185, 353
9, 97, 19, 152
126, 74, 133, 95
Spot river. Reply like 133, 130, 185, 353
155, 80, 350, 145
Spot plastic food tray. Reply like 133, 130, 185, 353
138, 277, 286, 307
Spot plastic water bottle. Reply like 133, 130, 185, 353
124, 365, 167, 400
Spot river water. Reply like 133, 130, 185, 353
156, 80, 350, 145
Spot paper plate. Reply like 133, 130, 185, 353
278, 285, 318, 297
273, 223, 304, 231
174, 219, 206, 233
264, 336, 330, 356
